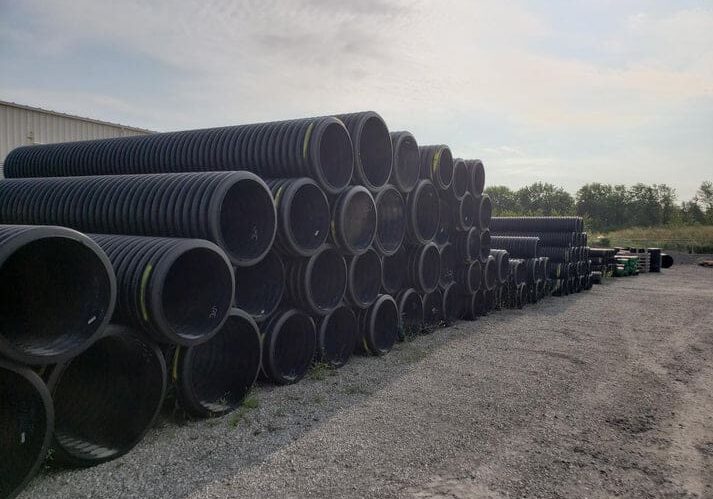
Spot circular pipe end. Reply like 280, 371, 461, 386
332, 186, 377, 255
316, 305, 357, 368
389, 131, 420, 193
234, 251, 284, 322
311, 118, 355, 194
346, 249, 382, 309
262, 309, 316, 384
374, 186, 406, 256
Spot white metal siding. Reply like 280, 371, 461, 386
0, 102, 151, 177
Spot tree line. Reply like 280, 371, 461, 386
485, 181, 713, 232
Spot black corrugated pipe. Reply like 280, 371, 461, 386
483, 255, 498, 291
388, 131, 420, 193
517, 284, 527, 308
540, 257, 550, 280
441, 281, 463, 323
45, 325, 166, 466
453, 227, 480, 263
0, 171, 276, 267
465, 159, 485, 195
509, 259, 527, 285
234, 251, 284, 322
490, 236, 539, 259
489, 249, 510, 284
492, 231, 574, 247
345, 248, 382, 309
266, 178, 330, 257
454, 192, 476, 231
662, 253, 674, 268
474, 194, 493, 229
525, 258, 538, 283
335, 112, 392, 192
373, 186, 406, 256
4, 116, 354, 195
171, 309, 261, 418
261, 309, 316, 384
479, 229, 491, 262
434, 197, 453, 246
422, 290, 444, 328
538, 246, 571, 263
406, 242, 441, 294
396, 288, 423, 339
0, 225, 115, 365
449, 158, 469, 201
418, 145, 453, 191
91, 234, 234, 346
284, 245, 347, 316
0, 360, 53, 499
438, 242, 456, 288
467, 290, 487, 319
490, 216, 583, 233
330, 186, 377, 255
315, 305, 357, 368
648, 248, 662, 272
454, 260, 482, 294
405, 179, 440, 245
381, 246, 407, 295
356, 294, 398, 356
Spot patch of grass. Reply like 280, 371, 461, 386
593, 225, 713, 253
308, 362, 337, 381
400, 345, 428, 364
228, 391, 259, 427
242, 393, 259, 409
342, 384, 372, 396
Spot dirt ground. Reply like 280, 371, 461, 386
25, 264, 713, 498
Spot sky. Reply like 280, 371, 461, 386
1, 0, 711, 200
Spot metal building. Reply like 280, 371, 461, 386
0, 100, 152, 177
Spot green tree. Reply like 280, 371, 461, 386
516, 182, 574, 215
484, 185, 518, 215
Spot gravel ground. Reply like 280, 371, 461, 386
24, 265, 713, 498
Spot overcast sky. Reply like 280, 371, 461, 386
1, 0, 711, 199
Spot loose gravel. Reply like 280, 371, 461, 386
24, 265, 713, 498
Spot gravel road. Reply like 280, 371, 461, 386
24, 265, 713, 498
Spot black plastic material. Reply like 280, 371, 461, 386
648, 248, 662, 272
91, 234, 234, 346
4, 116, 354, 195
336, 112, 392, 192
406, 242, 441, 294
490, 236, 539, 259
381, 247, 407, 294
285, 245, 347, 315
449, 158, 469, 201
509, 259, 527, 285
405, 179, 440, 245
453, 227, 480, 263
493, 231, 573, 247
479, 229, 491, 262
422, 290, 443, 327
438, 242, 456, 288
441, 281, 463, 323
345, 248, 382, 309
172, 309, 261, 418
331, 186, 377, 255
388, 131, 420, 193
483, 255, 498, 291
661, 253, 674, 268
0, 225, 115, 365
261, 309, 316, 384
356, 294, 398, 356
465, 159, 485, 195
373, 186, 406, 256
474, 194, 493, 229
266, 178, 330, 257
490, 216, 584, 233
434, 197, 453, 246
234, 251, 284, 322
315, 305, 357, 368
0, 171, 276, 266
418, 145, 453, 191
489, 249, 510, 284
455, 261, 482, 294
468, 290, 487, 319
454, 192, 476, 231
0, 360, 53, 499
46, 325, 166, 466
395, 288, 423, 339
538, 246, 571, 263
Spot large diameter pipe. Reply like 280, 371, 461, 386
490, 236, 539, 259
261, 309, 316, 384
449, 158, 469, 201
388, 131, 420, 193
336, 111, 393, 192
479, 229, 491, 262
453, 227, 480, 263
434, 197, 453, 246
454, 192, 476, 231
422, 289, 443, 328
345, 248, 382, 309
405, 179, 440, 245
406, 242, 441, 294
373, 186, 406, 256
474, 194, 493, 230
91, 234, 234, 346
266, 178, 330, 257
419, 145, 453, 191
454, 260, 483, 294
315, 305, 357, 368
357, 294, 399, 356
381, 247, 407, 294
4, 116, 354, 195
438, 242, 456, 288
483, 255, 498, 291
45, 325, 166, 466
234, 251, 284, 322
465, 159, 485, 195
0, 171, 276, 266
441, 281, 463, 323
0, 225, 115, 365
330, 186, 377, 255
395, 288, 423, 339
171, 308, 261, 418
0, 360, 53, 499
285, 245, 347, 316
492, 231, 574, 247
489, 249, 511, 284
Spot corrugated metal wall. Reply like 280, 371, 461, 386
0, 101, 150, 177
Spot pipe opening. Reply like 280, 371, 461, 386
410, 181, 439, 243
359, 116, 392, 189
367, 297, 398, 354
267, 311, 316, 383
317, 121, 354, 191
382, 247, 407, 294
308, 248, 347, 313
459, 192, 475, 230
317, 306, 357, 368
348, 250, 382, 308
392, 134, 420, 192
49, 328, 166, 465
423, 290, 443, 327
375, 187, 405, 255
483, 256, 497, 290
234, 252, 284, 321
451, 159, 468, 199
437, 148, 454, 189
479, 230, 491, 261
0, 237, 113, 362
478, 195, 493, 229
219, 178, 276, 265
161, 247, 234, 343
418, 243, 441, 293
442, 282, 462, 322
288, 182, 330, 254
337, 188, 377, 253
439, 243, 455, 287
397, 289, 423, 338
